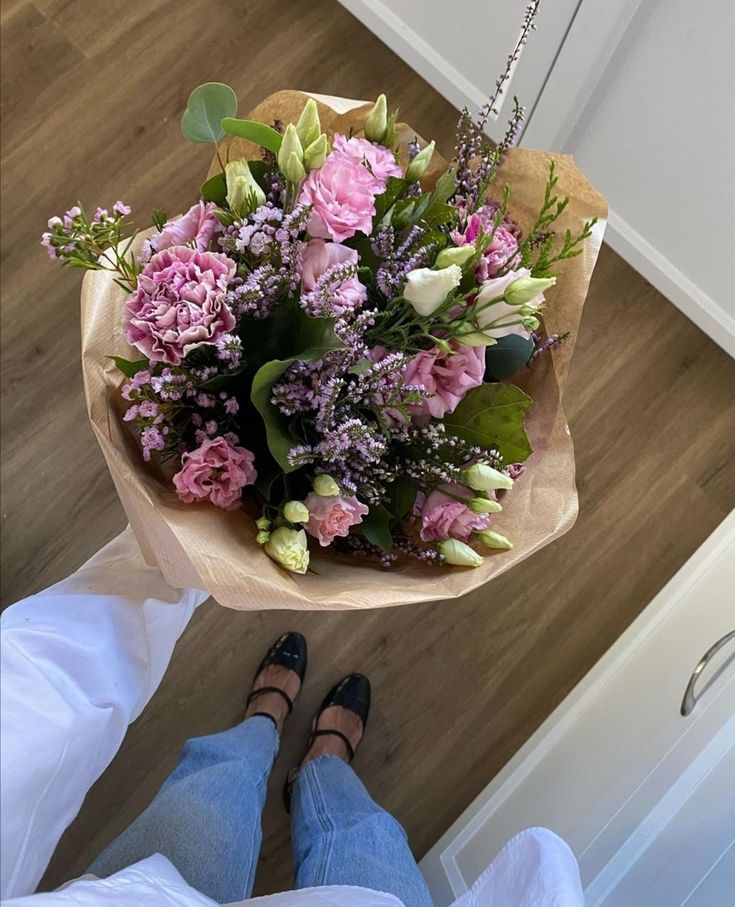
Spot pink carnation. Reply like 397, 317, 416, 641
172, 436, 256, 510
416, 487, 490, 542
403, 343, 486, 420
125, 246, 236, 365
303, 491, 369, 546
301, 239, 367, 313
330, 134, 402, 190
299, 157, 377, 243
452, 210, 521, 280
149, 201, 221, 256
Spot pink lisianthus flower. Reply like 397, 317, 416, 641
303, 491, 369, 546
172, 436, 257, 510
415, 486, 491, 542
147, 201, 221, 256
403, 343, 486, 420
299, 157, 377, 242
301, 239, 367, 314
452, 208, 521, 280
124, 246, 236, 365
330, 134, 402, 191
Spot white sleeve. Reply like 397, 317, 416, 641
0, 528, 210, 899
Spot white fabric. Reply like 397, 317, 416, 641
0, 530, 585, 907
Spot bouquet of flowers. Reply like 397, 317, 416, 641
44, 20, 605, 608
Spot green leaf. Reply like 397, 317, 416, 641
444, 382, 533, 463
432, 167, 457, 205
201, 171, 227, 204
484, 335, 535, 381
181, 82, 237, 145
221, 118, 283, 153
360, 503, 393, 551
110, 356, 149, 378
391, 476, 419, 521
374, 176, 409, 223
249, 302, 344, 471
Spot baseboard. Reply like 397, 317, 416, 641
604, 212, 735, 359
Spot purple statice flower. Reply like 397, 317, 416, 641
226, 264, 282, 319
140, 426, 166, 462
113, 200, 132, 216
214, 333, 243, 367
224, 396, 239, 416
150, 369, 190, 401
300, 260, 362, 318
372, 225, 438, 299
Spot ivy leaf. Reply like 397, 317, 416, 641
181, 82, 237, 144
361, 503, 393, 551
444, 382, 533, 462
250, 302, 344, 471
109, 356, 149, 378
484, 334, 535, 381
221, 118, 283, 153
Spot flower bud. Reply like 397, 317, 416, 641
454, 323, 498, 347
284, 500, 310, 523
225, 159, 266, 215
462, 463, 513, 491
277, 124, 305, 182
405, 140, 435, 182
438, 539, 484, 567
256, 530, 271, 545
255, 516, 271, 530
468, 497, 503, 514
295, 98, 321, 148
313, 474, 340, 496
475, 529, 513, 550
403, 264, 462, 317
303, 133, 329, 171
435, 245, 474, 269
364, 93, 388, 143
522, 315, 541, 332
504, 276, 556, 307
265, 527, 310, 574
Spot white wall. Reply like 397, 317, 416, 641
560, 0, 735, 355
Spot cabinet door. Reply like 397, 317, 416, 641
337, 0, 581, 143
421, 512, 735, 906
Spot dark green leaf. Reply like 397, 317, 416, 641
374, 176, 409, 223
391, 476, 419, 521
109, 356, 149, 378
221, 118, 282, 153
201, 172, 227, 204
361, 503, 393, 551
444, 382, 533, 462
484, 335, 535, 381
181, 82, 237, 144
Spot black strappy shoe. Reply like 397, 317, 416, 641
245, 632, 307, 729
283, 673, 371, 812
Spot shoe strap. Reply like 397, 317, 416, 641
309, 728, 356, 762
246, 685, 294, 714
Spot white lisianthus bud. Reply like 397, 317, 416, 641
438, 539, 484, 567
462, 463, 513, 491
405, 140, 435, 181
522, 315, 541, 332
403, 264, 462, 316
225, 159, 266, 214
255, 516, 271, 530
364, 94, 389, 143
475, 529, 513, 550
256, 530, 271, 545
265, 527, 310, 574
295, 98, 321, 148
313, 474, 340, 496
278, 124, 305, 181
435, 245, 474, 269
284, 500, 310, 523
303, 133, 329, 171
468, 497, 503, 514
504, 275, 556, 307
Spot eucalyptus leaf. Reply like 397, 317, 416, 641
361, 503, 393, 551
444, 382, 533, 463
181, 82, 237, 144
221, 118, 283, 153
484, 334, 535, 381
109, 356, 149, 378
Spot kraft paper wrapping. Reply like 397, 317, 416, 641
80, 90, 607, 611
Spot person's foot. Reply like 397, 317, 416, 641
245, 632, 307, 735
302, 704, 365, 764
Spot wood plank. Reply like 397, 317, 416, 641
1, 0, 733, 896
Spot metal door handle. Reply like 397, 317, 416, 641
681, 630, 735, 716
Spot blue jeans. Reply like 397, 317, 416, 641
89, 716, 433, 906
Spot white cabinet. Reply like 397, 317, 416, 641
421, 512, 735, 906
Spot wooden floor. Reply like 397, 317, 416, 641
2, 0, 734, 896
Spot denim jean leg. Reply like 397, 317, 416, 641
291, 755, 434, 907
88, 715, 278, 904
